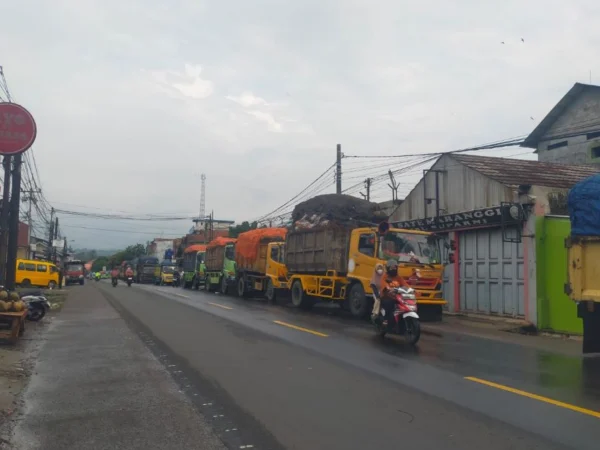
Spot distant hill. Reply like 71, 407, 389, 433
73, 248, 120, 260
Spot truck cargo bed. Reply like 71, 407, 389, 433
206, 246, 227, 272
237, 243, 269, 274
567, 235, 600, 302
286, 228, 350, 274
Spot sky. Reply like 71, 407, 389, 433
1, 0, 599, 249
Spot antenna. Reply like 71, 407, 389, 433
199, 173, 206, 219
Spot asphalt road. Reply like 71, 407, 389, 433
96, 280, 600, 450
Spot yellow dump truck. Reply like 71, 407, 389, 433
285, 223, 445, 318
564, 173, 600, 353
235, 228, 288, 303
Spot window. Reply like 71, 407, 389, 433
225, 245, 235, 260
37, 264, 47, 272
25, 263, 36, 271
358, 233, 376, 257
547, 140, 568, 150
587, 131, 600, 140
17, 262, 25, 270
50, 266, 58, 273
270, 246, 280, 263
592, 146, 600, 159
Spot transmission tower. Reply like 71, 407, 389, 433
199, 173, 206, 219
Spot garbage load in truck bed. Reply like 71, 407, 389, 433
290, 194, 386, 231
205, 237, 237, 272
286, 194, 386, 274
236, 228, 287, 274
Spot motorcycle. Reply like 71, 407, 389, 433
21, 295, 51, 322
374, 286, 421, 345
126, 276, 133, 287
172, 272, 181, 288
111, 277, 118, 287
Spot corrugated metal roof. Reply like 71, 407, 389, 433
452, 154, 600, 189
521, 82, 600, 149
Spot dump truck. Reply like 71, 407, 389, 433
64, 260, 85, 286
136, 256, 160, 284
235, 228, 287, 303
565, 174, 600, 353
205, 237, 237, 294
154, 259, 177, 285
285, 223, 445, 318
182, 244, 207, 289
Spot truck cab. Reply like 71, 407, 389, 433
346, 227, 445, 317
265, 242, 288, 302
65, 260, 85, 286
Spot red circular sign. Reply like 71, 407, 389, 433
0, 102, 37, 155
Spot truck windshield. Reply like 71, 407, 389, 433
162, 266, 176, 274
225, 245, 234, 260
378, 232, 440, 264
67, 264, 83, 272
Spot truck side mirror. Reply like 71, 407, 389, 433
378, 221, 390, 235
449, 253, 456, 264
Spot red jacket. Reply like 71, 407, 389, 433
110, 269, 119, 278
125, 268, 134, 277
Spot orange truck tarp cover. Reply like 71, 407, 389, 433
207, 237, 237, 250
236, 228, 287, 262
184, 244, 207, 254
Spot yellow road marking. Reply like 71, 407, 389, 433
208, 302, 233, 310
273, 320, 328, 337
174, 293, 189, 298
465, 376, 600, 419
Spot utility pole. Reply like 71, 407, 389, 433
0, 155, 12, 284
359, 178, 372, 201
199, 174, 206, 220
22, 188, 40, 259
52, 216, 59, 264
48, 208, 54, 261
5, 154, 22, 290
336, 144, 342, 194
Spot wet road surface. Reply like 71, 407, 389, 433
91, 280, 600, 449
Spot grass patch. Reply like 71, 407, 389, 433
44, 290, 68, 312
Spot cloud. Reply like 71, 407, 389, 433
246, 110, 283, 132
151, 64, 214, 99
226, 92, 269, 108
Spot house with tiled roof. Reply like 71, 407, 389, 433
388, 152, 599, 332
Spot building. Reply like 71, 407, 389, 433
148, 238, 176, 261
389, 153, 599, 327
522, 83, 600, 165
16, 221, 30, 259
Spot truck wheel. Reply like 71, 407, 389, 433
348, 283, 370, 319
237, 277, 248, 298
291, 280, 314, 310
265, 279, 276, 304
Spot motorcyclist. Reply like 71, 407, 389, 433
110, 266, 120, 284
379, 259, 411, 326
370, 263, 385, 322
125, 265, 134, 278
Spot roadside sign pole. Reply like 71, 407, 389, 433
0, 155, 12, 285
5, 153, 22, 290
0, 100, 38, 290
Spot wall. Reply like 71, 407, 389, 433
535, 216, 582, 334
389, 154, 514, 223
537, 88, 600, 165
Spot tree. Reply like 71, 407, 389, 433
229, 221, 258, 238
91, 256, 110, 272
105, 243, 148, 268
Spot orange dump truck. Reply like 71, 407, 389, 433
235, 228, 288, 303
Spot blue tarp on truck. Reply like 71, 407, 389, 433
568, 174, 600, 236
